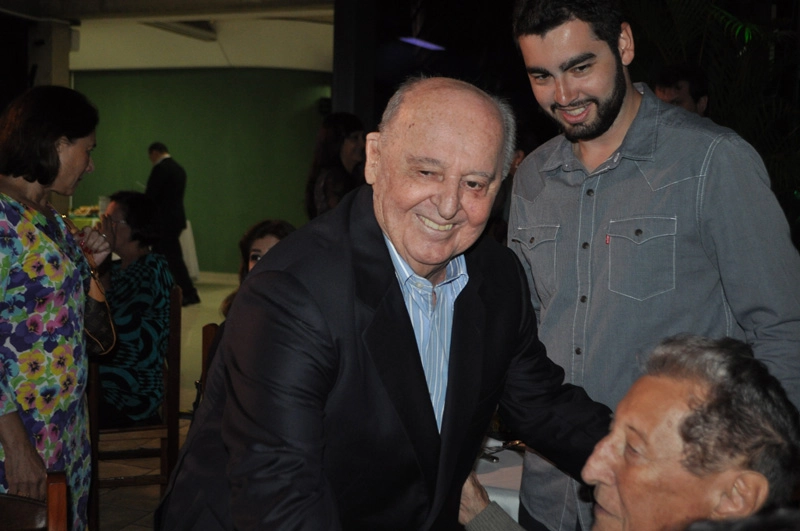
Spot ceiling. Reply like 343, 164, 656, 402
1, 0, 334, 24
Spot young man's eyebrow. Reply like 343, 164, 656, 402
559, 52, 596, 72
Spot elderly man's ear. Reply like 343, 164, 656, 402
711, 471, 769, 520
364, 132, 381, 185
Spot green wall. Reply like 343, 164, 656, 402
72, 68, 331, 273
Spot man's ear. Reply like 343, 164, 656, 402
618, 22, 635, 67
364, 132, 381, 185
697, 95, 709, 117
712, 471, 769, 520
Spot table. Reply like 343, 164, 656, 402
70, 216, 100, 230
475, 438, 524, 521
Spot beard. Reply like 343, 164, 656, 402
547, 58, 627, 142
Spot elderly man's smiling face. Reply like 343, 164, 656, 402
365, 79, 505, 285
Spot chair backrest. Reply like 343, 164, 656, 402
193, 321, 220, 416
87, 283, 182, 529
200, 322, 219, 392
0, 472, 68, 531
163, 283, 182, 466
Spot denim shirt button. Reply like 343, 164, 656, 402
586, 189, 595, 196
582, 242, 589, 249
580, 295, 587, 303
575, 347, 583, 355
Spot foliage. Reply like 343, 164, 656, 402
622, 0, 800, 199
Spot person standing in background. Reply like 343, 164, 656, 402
145, 142, 200, 306
0, 84, 109, 530
653, 63, 709, 116
304, 112, 366, 220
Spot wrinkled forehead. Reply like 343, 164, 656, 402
387, 86, 503, 144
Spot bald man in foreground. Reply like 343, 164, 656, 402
156, 77, 610, 530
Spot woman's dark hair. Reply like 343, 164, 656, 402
108, 190, 160, 248
304, 112, 364, 219
0, 85, 99, 185
220, 218, 296, 317
237, 219, 296, 284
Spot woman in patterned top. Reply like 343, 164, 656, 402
95, 191, 173, 428
0, 85, 107, 530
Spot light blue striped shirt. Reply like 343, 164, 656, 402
384, 236, 469, 432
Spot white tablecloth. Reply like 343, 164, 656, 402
474, 438, 524, 521
180, 220, 200, 280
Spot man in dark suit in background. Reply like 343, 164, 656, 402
145, 142, 200, 305
155, 77, 610, 530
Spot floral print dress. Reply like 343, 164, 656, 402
0, 194, 91, 530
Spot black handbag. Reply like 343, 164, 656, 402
84, 274, 116, 356
62, 215, 116, 356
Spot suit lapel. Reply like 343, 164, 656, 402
428, 262, 486, 520
351, 187, 442, 502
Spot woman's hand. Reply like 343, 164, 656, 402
0, 412, 47, 500
78, 226, 111, 265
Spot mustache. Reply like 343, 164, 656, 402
550, 98, 599, 113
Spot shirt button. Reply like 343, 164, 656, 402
575, 348, 582, 355
586, 189, 594, 196
529, 237, 535, 244
580, 295, 587, 303
582, 242, 589, 249
635, 229, 643, 236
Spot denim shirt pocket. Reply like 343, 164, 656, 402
607, 216, 677, 301
510, 224, 560, 306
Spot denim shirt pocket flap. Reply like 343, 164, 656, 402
607, 217, 676, 244
513, 224, 560, 251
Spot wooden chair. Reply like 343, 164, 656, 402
0, 471, 68, 531
87, 284, 182, 528
191, 322, 220, 418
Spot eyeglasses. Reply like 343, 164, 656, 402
102, 214, 128, 229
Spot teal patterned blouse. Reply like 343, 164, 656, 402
99, 253, 173, 423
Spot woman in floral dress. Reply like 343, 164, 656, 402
0, 86, 108, 530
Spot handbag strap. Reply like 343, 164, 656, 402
60, 214, 106, 301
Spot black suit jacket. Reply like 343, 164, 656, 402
156, 186, 610, 530
145, 157, 187, 237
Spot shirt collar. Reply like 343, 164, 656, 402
383, 235, 467, 289
540, 82, 661, 174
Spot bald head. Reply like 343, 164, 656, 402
379, 77, 517, 177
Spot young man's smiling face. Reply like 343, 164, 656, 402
518, 19, 630, 142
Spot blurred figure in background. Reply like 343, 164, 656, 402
0, 85, 107, 530
653, 63, 709, 116
145, 142, 200, 306
304, 112, 366, 219
220, 218, 296, 317
95, 190, 173, 428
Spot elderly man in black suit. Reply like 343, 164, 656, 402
155, 77, 610, 530
145, 141, 200, 305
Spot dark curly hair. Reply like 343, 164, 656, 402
0, 85, 98, 185
512, 0, 624, 61
646, 335, 800, 510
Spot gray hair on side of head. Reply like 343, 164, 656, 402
645, 334, 800, 509
378, 76, 517, 178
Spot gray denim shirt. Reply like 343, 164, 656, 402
509, 84, 800, 531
